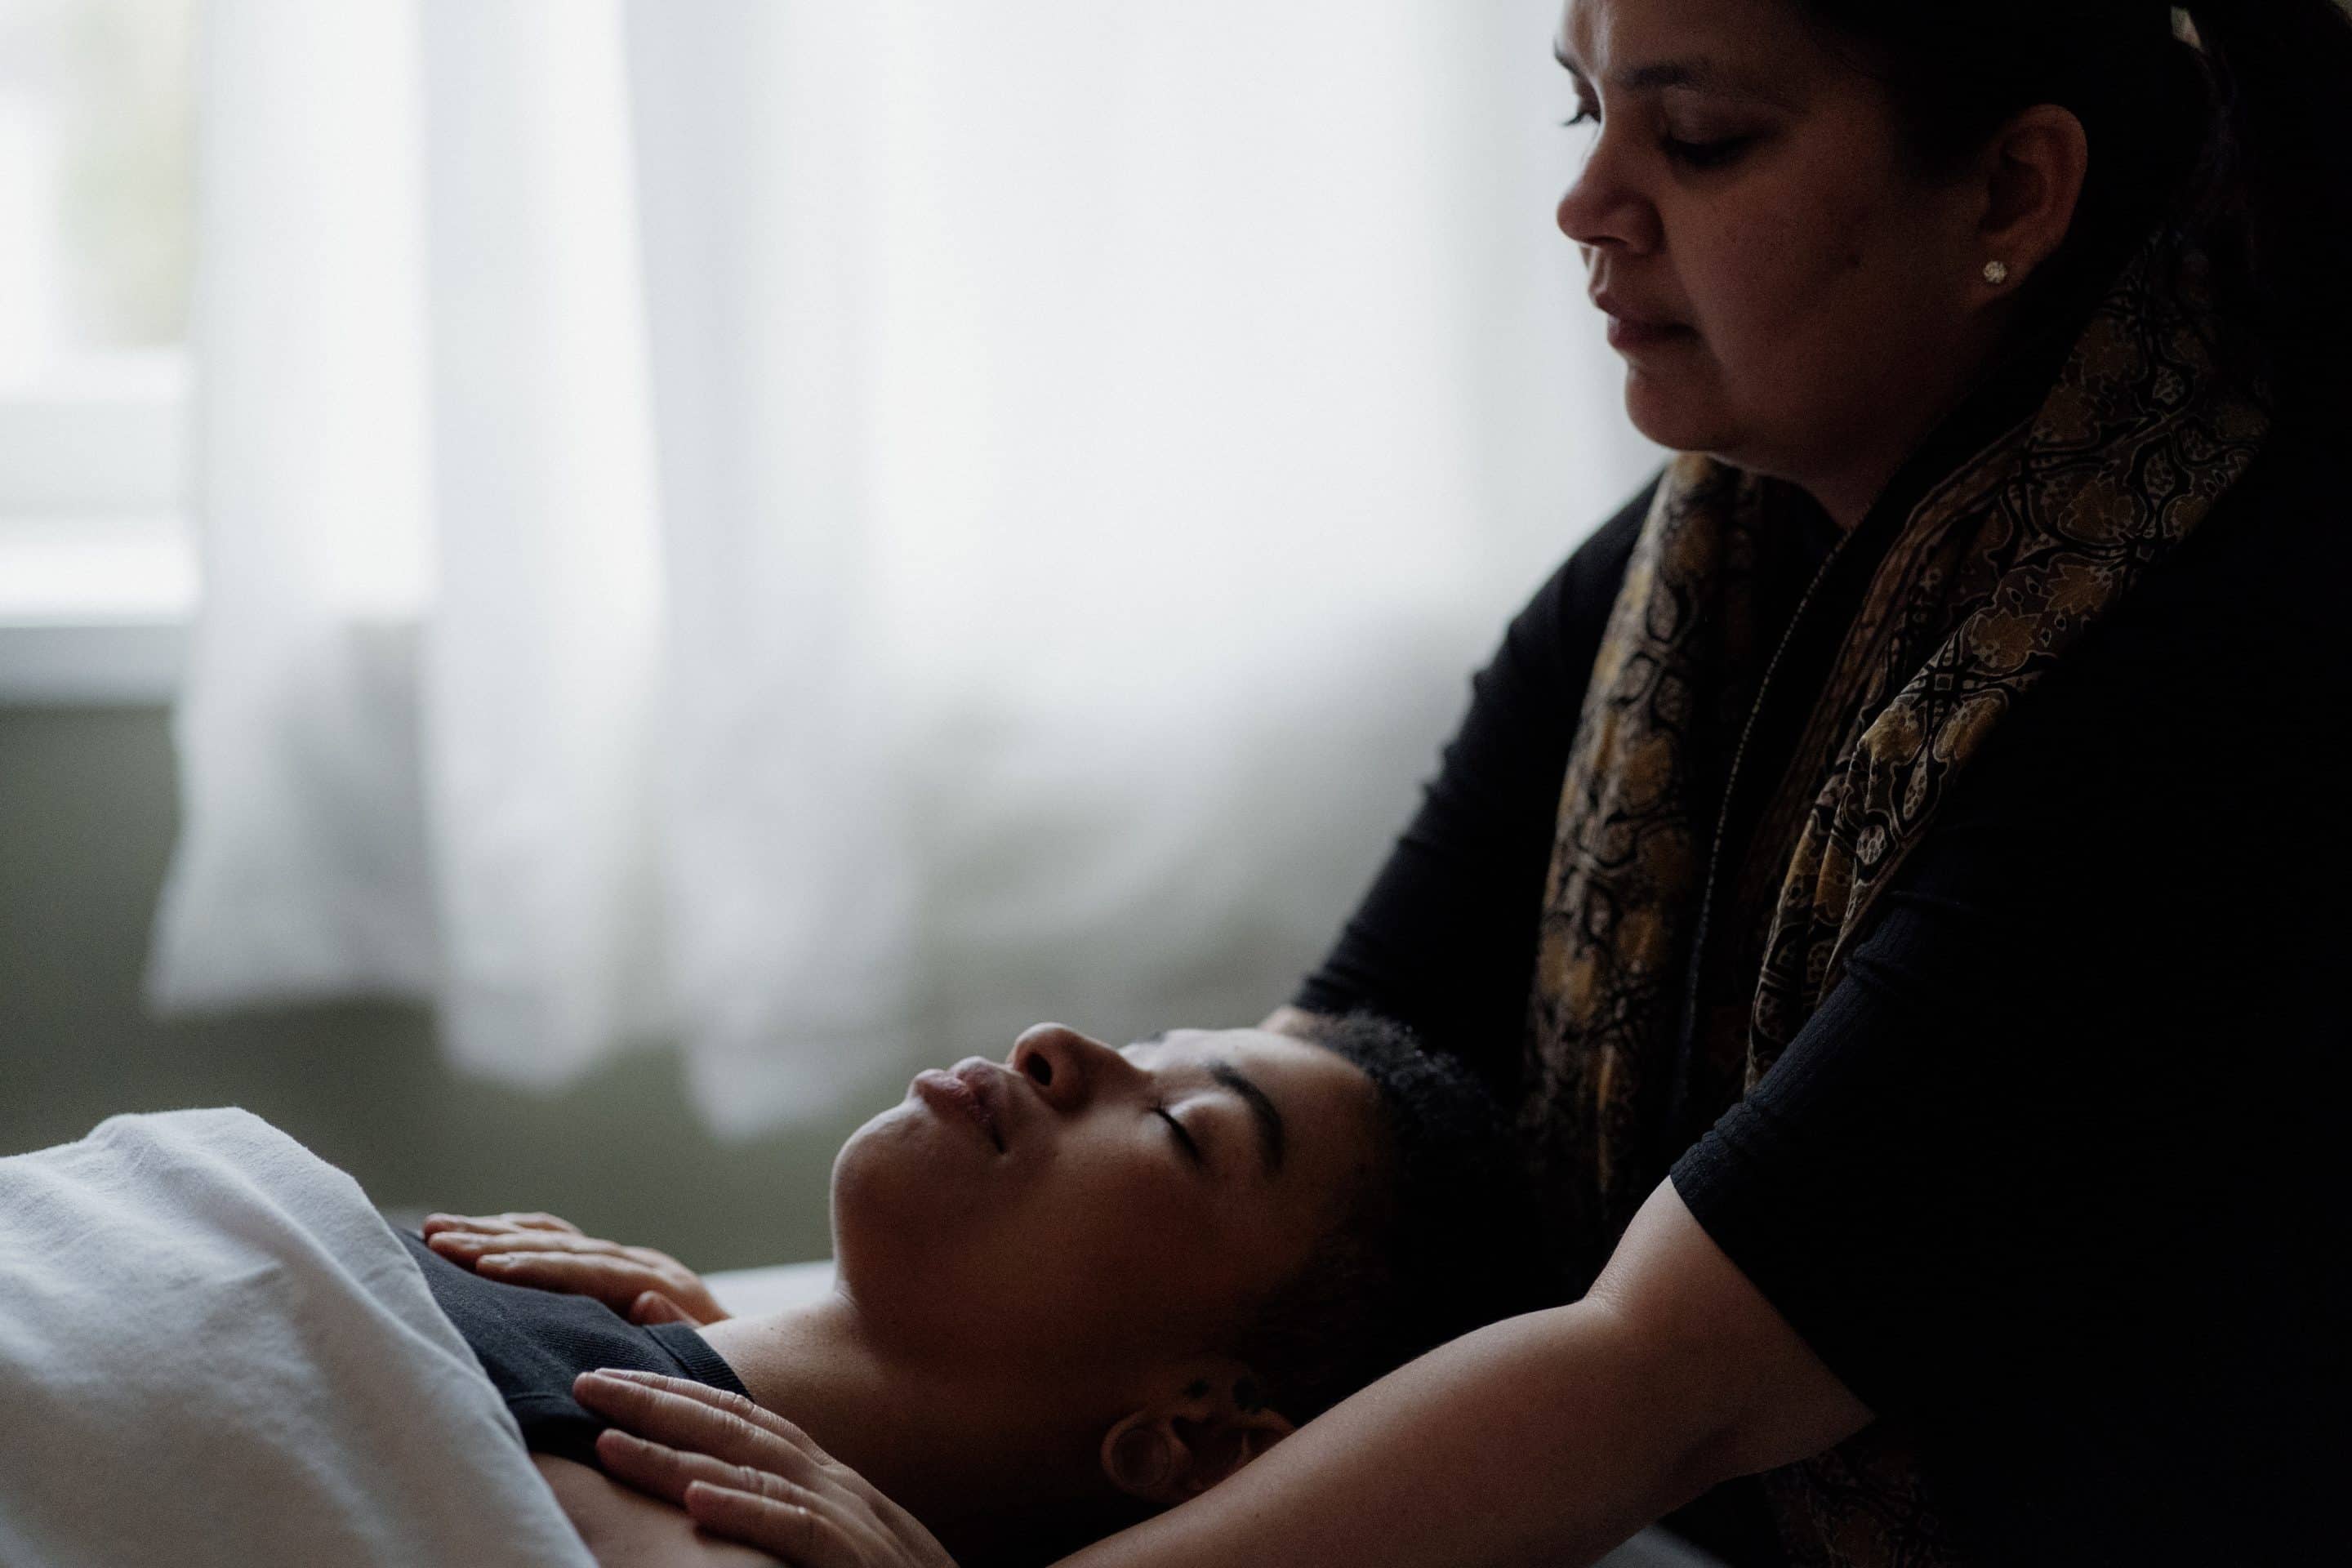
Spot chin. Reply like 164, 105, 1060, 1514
831, 1111, 966, 1224
826, 1113, 980, 1303
1620, 369, 1738, 457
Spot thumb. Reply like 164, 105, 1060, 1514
629, 1290, 693, 1326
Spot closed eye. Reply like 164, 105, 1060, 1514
1153, 1102, 1204, 1167
1560, 107, 1752, 171
1663, 134, 1753, 171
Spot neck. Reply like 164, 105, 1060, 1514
698, 1296, 1120, 1563
1797, 372, 1978, 533
1794, 310, 2023, 532
1803, 457, 1909, 536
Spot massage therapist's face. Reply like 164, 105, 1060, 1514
831, 1023, 1379, 1392
1555, 0, 1987, 485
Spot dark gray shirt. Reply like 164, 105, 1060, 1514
402, 1231, 750, 1468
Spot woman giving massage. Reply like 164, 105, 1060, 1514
416, 1017, 1548, 1567
448, 1, 2352, 1563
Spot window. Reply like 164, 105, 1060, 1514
0, 0, 196, 700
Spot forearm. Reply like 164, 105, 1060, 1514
1052, 1299, 1724, 1568
1056, 1179, 1870, 1568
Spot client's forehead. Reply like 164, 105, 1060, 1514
1119, 1026, 1349, 1090
1123, 1024, 1303, 1062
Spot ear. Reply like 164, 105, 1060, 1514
1971, 103, 2091, 292
1098, 1367, 1298, 1507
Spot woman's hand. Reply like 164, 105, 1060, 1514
572, 1369, 957, 1568
423, 1211, 730, 1326
535, 1454, 783, 1568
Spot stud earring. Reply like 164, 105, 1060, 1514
1982, 259, 2011, 287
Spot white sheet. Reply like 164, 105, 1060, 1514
0, 1108, 595, 1568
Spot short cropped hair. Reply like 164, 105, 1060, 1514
1223, 1013, 1561, 1424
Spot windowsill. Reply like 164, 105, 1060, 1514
0, 351, 194, 706
0, 514, 194, 706
0, 619, 187, 706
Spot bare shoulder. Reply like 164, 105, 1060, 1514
532, 1453, 776, 1567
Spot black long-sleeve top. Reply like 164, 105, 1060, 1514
1292, 411, 2352, 1564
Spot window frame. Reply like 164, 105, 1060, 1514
0, 349, 194, 706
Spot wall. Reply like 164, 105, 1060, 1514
0, 705, 867, 1271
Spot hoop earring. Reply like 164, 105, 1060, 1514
1982, 260, 2011, 287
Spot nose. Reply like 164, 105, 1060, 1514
1555, 130, 1658, 258
1009, 1022, 1138, 1112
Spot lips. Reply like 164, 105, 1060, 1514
912, 1063, 1007, 1152
1604, 314, 1690, 351
1589, 289, 1683, 332
1590, 290, 1694, 352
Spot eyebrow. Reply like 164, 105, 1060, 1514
1552, 42, 1788, 105
1128, 1034, 1290, 1178
1206, 1058, 1287, 1178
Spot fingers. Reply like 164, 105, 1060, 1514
428, 1230, 728, 1322
630, 1290, 693, 1326
421, 1211, 581, 1237
590, 1401, 840, 1562
595, 1426, 794, 1508
584, 1374, 954, 1568
427, 1229, 639, 1261
457, 1252, 678, 1315
684, 1481, 829, 1562
573, 1370, 818, 1470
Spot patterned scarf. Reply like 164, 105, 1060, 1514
1518, 225, 2270, 1565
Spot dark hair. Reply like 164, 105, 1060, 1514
1791, 0, 2352, 412
1221, 1013, 1560, 1425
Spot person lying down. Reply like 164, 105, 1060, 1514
415, 1018, 1551, 1566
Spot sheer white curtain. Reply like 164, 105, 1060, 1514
151, 0, 1659, 1134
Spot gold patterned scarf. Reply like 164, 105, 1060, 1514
1519, 225, 2270, 1565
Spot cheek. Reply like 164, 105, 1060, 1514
1013, 1158, 1211, 1285
1690, 177, 1888, 361
1663, 168, 1947, 453
835, 1130, 1239, 1364
991, 1161, 1242, 1353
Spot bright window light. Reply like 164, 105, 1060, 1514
0, 0, 194, 381
0, 0, 196, 698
